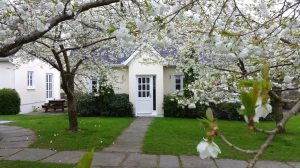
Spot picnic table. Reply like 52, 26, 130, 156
41, 99, 66, 112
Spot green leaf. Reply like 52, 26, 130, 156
144, 0, 149, 7
206, 108, 214, 122
237, 109, 247, 115
261, 64, 270, 80
199, 119, 210, 128
238, 80, 254, 87
77, 149, 94, 168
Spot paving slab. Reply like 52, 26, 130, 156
121, 153, 158, 168
41, 151, 86, 163
5, 149, 56, 161
0, 126, 24, 130
0, 141, 33, 148
1, 131, 35, 137
101, 142, 142, 153
253, 160, 292, 168
91, 152, 126, 167
118, 132, 146, 137
0, 149, 22, 157
180, 155, 216, 168
0, 121, 14, 124
216, 159, 248, 168
102, 117, 153, 153
288, 162, 300, 168
1, 135, 36, 142
113, 136, 144, 143
159, 155, 180, 168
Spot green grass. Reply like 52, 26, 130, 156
0, 115, 135, 152
0, 160, 76, 168
143, 116, 300, 162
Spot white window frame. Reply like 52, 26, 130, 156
46, 73, 54, 99
174, 75, 184, 96
27, 71, 34, 89
90, 77, 100, 93
174, 75, 183, 91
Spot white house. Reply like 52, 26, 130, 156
0, 58, 61, 114
88, 44, 184, 117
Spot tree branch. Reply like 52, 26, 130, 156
0, 0, 119, 57
57, 36, 116, 54
268, 90, 299, 103
216, 131, 258, 154
253, 127, 276, 135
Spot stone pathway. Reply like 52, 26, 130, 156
1, 117, 300, 168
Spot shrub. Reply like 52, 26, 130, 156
210, 102, 244, 121
210, 102, 275, 121
107, 94, 134, 117
95, 84, 115, 116
0, 88, 20, 115
163, 95, 206, 118
76, 93, 97, 117
163, 95, 185, 118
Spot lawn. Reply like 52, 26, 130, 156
0, 115, 135, 152
142, 115, 300, 162
0, 160, 76, 168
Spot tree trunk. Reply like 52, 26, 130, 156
273, 90, 286, 133
65, 76, 80, 132
67, 94, 80, 132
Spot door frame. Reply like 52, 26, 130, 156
135, 75, 156, 115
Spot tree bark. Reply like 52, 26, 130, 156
65, 76, 80, 132
272, 90, 286, 133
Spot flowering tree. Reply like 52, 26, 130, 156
0, 0, 119, 57
2, 0, 300, 166
152, 0, 299, 167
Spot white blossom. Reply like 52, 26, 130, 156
188, 103, 196, 109
197, 138, 221, 159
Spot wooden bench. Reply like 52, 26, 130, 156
41, 99, 66, 112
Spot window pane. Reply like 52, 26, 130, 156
147, 84, 150, 90
146, 78, 149, 83
142, 78, 145, 83
142, 85, 145, 90
138, 85, 141, 90
138, 78, 141, 83
176, 78, 180, 84
147, 91, 150, 97
143, 92, 145, 97
138, 91, 141, 97
176, 84, 181, 90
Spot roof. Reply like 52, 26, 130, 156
70, 44, 180, 67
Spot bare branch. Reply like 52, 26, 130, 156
0, 0, 119, 57
209, 0, 229, 36
57, 36, 116, 54
254, 127, 276, 135
269, 90, 299, 103
216, 131, 258, 154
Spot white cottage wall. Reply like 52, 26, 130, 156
112, 67, 129, 94
14, 59, 60, 114
0, 61, 15, 89
163, 67, 183, 95
128, 47, 164, 115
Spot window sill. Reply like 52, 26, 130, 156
27, 87, 35, 90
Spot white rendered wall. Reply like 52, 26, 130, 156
14, 59, 60, 113
163, 67, 183, 95
0, 62, 15, 89
128, 46, 164, 115
112, 67, 129, 94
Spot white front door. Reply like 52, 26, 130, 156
136, 76, 153, 114
46, 74, 53, 101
